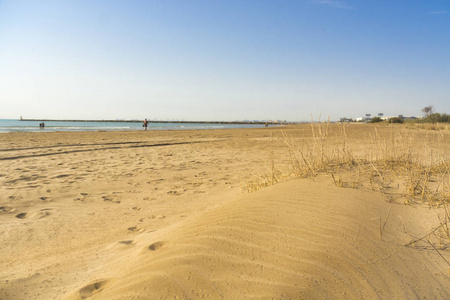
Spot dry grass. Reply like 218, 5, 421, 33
405, 122, 450, 131
243, 121, 450, 251
246, 122, 450, 206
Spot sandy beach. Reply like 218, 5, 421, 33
1, 124, 449, 299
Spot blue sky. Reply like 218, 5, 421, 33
0, 0, 449, 121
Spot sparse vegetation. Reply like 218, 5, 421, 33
370, 117, 383, 123
247, 122, 450, 205
244, 121, 450, 251
420, 113, 450, 123
405, 122, 450, 131
389, 117, 404, 124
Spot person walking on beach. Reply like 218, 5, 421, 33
143, 118, 148, 131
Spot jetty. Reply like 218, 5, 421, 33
19, 119, 288, 125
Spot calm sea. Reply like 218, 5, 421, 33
0, 119, 267, 133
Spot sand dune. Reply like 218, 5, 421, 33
63, 180, 450, 299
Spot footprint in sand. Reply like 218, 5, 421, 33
54, 174, 70, 179
119, 240, 134, 245
0, 206, 16, 214
73, 193, 91, 202
78, 279, 110, 298
127, 226, 144, 233
167, 188, 186, 195
148, 241, 165, 251
15, 208, 55, 219
102, 195, 121, 204
106, 240, 135, 250
149, 215, 166, 220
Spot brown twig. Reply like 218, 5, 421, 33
380, 206, 392, 240
427, 238, 450, 268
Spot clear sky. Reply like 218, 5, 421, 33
1, 0, 449, 121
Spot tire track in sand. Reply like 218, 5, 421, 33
0, 141, 205, 161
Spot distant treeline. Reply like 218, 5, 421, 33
418, 113, 450, 123
370, 116, 404, 124
370, 113, 450, 124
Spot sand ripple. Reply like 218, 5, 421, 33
64, 180, 450, 299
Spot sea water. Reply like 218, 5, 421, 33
0, 119, 267, 133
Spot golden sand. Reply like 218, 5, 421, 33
1, 125, 449, 299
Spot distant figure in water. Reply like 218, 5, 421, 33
143, 118, 148, 130
39, 122, 45, 128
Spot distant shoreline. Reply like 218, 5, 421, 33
19, 119, 288, 125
